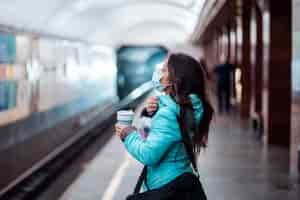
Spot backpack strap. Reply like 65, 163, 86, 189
133, 140, 180, 194
134, 166, 149, 194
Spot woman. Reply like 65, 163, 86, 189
115, 53, 214, 199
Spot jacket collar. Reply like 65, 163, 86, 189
158, 94, 202, 115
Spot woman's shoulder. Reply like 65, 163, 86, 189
156, 94, 204, 123
153, 105, 177, 122
151, 103, 180, 135
156, 95, 177, 112
158, 95, 179, 111
151, 95, 178, 122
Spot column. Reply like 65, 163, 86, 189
240, 0, 252, 119
262, 0, 292, 146
250, 2, 263, 122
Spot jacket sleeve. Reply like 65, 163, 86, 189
124, 108, 180, 166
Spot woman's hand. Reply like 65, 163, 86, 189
115, 124, 128, 138
146, 96, 158, 114
115, 123, 136, 141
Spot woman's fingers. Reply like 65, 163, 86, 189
149, 105, 157, 112
147, 97, 158, 106
147, 106, 157, 113
147, 96, 157, 102
151, 97, 158, 104
146, 96, 158, 113
115, 125, 122, 132
115, 124, 128, 137
148, 103, 157, 109
115, 125, 122, 135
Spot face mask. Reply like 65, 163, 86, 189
152, 66, 165, 92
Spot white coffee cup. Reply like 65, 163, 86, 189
117, 110, 134, 125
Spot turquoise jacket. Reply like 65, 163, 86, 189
124, 94, 204, 190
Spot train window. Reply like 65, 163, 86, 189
0, 32, 17, 112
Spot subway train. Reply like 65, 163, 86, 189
0, 27, 168, 195
0, 30, 119, 194
116, 45, 168, 99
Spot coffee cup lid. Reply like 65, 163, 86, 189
117, 110, 134, 115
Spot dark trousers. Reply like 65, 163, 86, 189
217, 83, 231, 113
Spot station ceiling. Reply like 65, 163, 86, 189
0, 0, 205, 46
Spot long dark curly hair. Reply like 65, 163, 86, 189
167, 53, 214, 152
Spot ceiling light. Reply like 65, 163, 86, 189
73, 0, 94, 12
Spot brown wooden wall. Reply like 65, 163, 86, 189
196, 0, 298, 178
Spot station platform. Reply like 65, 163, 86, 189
56, 103, 300, 200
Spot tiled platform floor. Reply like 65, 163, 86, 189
58, 110, 300, 200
